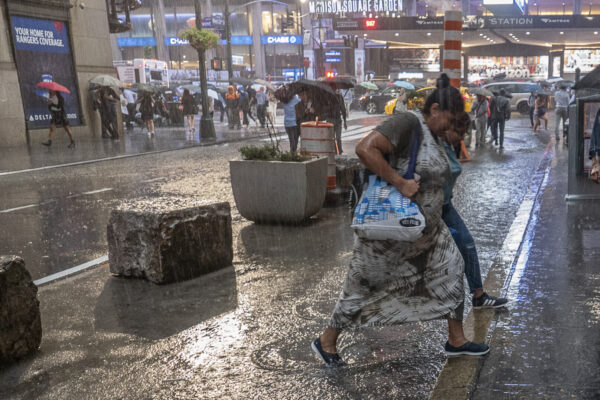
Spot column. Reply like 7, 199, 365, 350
443, 10, 462, 88
250, 3, 266, 78
573, 0, 582, 15
403, 0, 417, 16
154, 0, 170, 62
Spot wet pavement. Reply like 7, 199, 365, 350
470, 140, 600, 399
0, 112, 380, 175
0, 115, 566, 399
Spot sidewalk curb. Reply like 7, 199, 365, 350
429, 140, 556, 400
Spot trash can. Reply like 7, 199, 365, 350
300, 120, 336, 189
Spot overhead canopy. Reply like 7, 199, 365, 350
574, 64, 600, 90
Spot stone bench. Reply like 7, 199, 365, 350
107, 201, 233, 284
0, 256, 42, 362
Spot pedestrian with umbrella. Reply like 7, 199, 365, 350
471, 89, 489, 147
37, 81, 75, 148
136, 90, 155, 136
489, 89, 511, 148
533, 91, 550, 132
181, 88, 198, 134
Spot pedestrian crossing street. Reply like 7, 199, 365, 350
263, 123, 377, 143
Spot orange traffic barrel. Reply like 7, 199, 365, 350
300, 120, 336, 189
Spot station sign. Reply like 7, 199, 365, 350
261, 35, 303, 45
325, 50, 341, 57
308, 0, 403, 14
325, 57, 342, 63
333, 15, 600, 31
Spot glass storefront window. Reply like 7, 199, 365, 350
468, 56, 548, 81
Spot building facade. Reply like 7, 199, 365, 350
0, 0, 115, 147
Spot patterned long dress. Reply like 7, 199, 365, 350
330, 112, 465, 329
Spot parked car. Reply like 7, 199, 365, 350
384, 86, 473, 114
360, 86, 405, 114
482, 81, 545, 115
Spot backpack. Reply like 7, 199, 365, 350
497, 97, 510, 120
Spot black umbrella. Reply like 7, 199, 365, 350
574, 64, 600, 90
320, 76, 355, 90
275, 79, 341, 120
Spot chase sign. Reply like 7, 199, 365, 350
260, 35, 302, 45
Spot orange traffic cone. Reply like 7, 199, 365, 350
458, 140, 472, 162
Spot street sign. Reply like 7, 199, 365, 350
325, 50, 341, 57
325, 57, 341, 63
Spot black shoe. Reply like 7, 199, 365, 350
41, 140, 52, 146
445, 341, 489, 356
472, 292, 508, 309
68, 141, 75, 149
311, 338, 346, 367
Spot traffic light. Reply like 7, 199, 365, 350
343, 36, 351, 47
286, 10, 294, 29
211, 58, 222, 70
325, 70, 335, 79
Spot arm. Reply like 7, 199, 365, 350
356, 131, 420, 198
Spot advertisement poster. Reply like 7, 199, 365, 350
11, 16, 81, 129
564, 49, 600, 74
354, 49, 365, 83
468, 56, 548, 81
388, 48, 440, 73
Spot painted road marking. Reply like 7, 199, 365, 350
0, 204, 39, 213
81, 188, 113, 195
34, 255, 109, 286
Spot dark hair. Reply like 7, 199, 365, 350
423, 73, 464, 116
183, 89, 190, 96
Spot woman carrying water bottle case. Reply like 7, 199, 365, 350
311, 74, 489, 367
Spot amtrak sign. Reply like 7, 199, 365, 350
260, 35, 302, 45
309, 0, 402, 14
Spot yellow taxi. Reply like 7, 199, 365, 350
384, 86, 473, 115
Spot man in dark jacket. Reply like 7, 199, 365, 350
489, 89, 511, 148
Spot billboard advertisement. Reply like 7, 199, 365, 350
354, 49, 365, 83
468, 56, 548, 80
388, 48, 440, 73
10, 16, 81, 130
564, 49, 600, 74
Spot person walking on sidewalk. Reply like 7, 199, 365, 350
471, 94, 488, 148
533, 94, 549, 132
528, 91, 536, 128
590, 106, 600, 183
312, 75, 489, 367
442, 112, 509, 309
554, 85, 570, 141
137, 91, 155, 137
181, 89, 197, 134
333, 90, 348, 155
489, 89, 511, 148
42, 90, 75, 148
283, 95, 301, 152
226, 86, 241, 130
256, 87, 268, 129
239, 88, 256, 128
267, 89, 278, 127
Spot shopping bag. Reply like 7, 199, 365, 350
350, 121, 425, 242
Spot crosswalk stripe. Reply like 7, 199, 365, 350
263, 124, 377, 143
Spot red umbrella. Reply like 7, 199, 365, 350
37, 81, 70, 94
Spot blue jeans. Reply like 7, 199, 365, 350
442, 202, 483, 293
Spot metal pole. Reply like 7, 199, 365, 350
225, 0, 234, 83
194, 0, 216, 138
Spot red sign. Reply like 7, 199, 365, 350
364, 19, 377, 29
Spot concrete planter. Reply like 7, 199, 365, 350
230, 157, 328, 223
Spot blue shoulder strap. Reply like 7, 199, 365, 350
403, 122, 422, 180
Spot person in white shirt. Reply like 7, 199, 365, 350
554, 86, 570, 140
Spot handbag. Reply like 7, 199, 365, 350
351, 122, 426, 242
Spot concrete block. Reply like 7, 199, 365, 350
107, 202, 233, 284
230, 157, 328, 223
0, 256, 42, 362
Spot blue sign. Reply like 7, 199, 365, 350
325, 57, 342, 63
261, 35, 302, 45
12, 16, 71, 54
219, 35, 253, 46
325, 50, 341, 57
282, 68, 304, 80
10, 16, 82, 129
117, 37, 157, 47
164, 37, 189, 46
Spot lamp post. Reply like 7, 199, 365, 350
224, 0, 234, 83
194, 0, 216, 139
